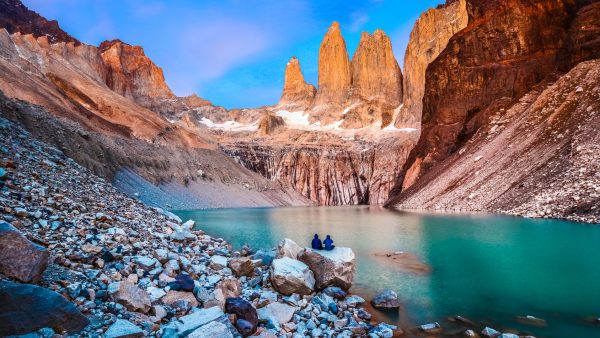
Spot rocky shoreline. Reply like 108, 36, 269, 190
0, 114, 401, 337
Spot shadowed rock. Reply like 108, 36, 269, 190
298, 247, 355, 291
0, 220, 48, 283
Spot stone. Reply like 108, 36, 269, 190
420, 322, 441, 333
161, 290, 199, 309
228, 257, 254, 277
258, 113, 285, 136
499, 334, 520, 338
225, 297, 258, 336
172, 273, 195, 292
0, 281, 89, 335
481, 326, 501, 337
276, 238, 302, 259
167, 306, 225, 337
270, 257, 315, 296
297, 247, 355, 290
516, 315, 547, 327
104, 319, 143, 338
210, 255, 229, 269
188, 320, 233, 338
322, 286, 346, 300
0, 221, 49, 283
217, 278, 241, 299
257, 302, 296, 325
344, 295, 365, 307
371, 290, 400, 309
146, 286, 166, 302
204, 288, 226, 310
109, 281, 151, 313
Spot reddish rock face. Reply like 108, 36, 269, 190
99, 39, 175, 105
567, 1, 600, 65
396, 0, 468, 129
399, 0, 579, 190
314, 22, 351, 107
279, 57, 316, 109
350, 29, 402, 105
0, 0, 79, 44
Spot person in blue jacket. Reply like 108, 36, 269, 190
311, 234, 323, 250
324, 235, 335, 251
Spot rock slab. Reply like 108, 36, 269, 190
0, 221, 49, 283
298, 247, 355, 290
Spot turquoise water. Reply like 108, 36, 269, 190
175, 206, 600, 337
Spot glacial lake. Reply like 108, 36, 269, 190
175, 206, 600, 337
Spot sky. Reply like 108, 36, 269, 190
23, 0, 445, 109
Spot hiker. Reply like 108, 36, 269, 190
324, 235, 335, 251
311, 234, 323, 250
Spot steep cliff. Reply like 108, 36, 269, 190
314, 22, 351, 108
388, 59, 600, 224
343, 29, 403, 129
399, 0, 579, 191
278, 57, 316, 110
99, 39, 175, 106
396, 0, 468, 129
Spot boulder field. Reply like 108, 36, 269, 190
0, 114, 399, 337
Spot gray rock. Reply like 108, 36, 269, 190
188, 320, 233, 338
0, 221, 49, 283
297, 247, 355, 290
270, 257, 315, 296
0, 281, 89, 336
104, 319, 143, 338
371, 290, 400, 309
169, 306, 225, 336
481, 326, 501, 337
257, 302, 296, 325
276, 238, 302, 259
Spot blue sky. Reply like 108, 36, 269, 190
23, 0, 445, 109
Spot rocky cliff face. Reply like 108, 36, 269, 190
398, 0, 580, 191
0, 0, 79, 44
388, 59, 600, 224
99, 39, 175, 106
221, 135, 415, 205
314, 22, 351, 109
396, 0, 468, 129
278, 57, 316, 110
567, 1, 600, 65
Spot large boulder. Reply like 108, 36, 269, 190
276, 238, 302, 259
228, 257, 255, 277
0, 221, 49, 283
270, 257, 315, 296
297, 247, 355, 290
225, 297, 258, 337
0, 281, 89, 335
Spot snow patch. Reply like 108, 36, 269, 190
199, 117, 258, 131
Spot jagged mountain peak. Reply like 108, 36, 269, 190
0, 0, 79, 44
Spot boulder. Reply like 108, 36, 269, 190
297, 247, 355, 290
161, 290, 199, 310
322, 286, 347, 300
276, 238, 302, 259
0, 281, 89, 335
270, 257, 315, 296
371, 290, 400, 309
218, 278, 241, 299
188, 320, 233, 338
257, 302, 296, 325
108, 281, 151, 313
210, 255, 229, 269
228, 257, 254, 277
0, 221, 49, 283
225, 297, 258, 336
104, 319, 143, 338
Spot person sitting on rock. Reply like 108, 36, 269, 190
324, 235, 335, 251
311, 234, 323, 250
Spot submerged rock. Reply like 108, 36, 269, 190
371, 289, 400, 309
0, 221, 49, 283
270, 257, 315, 295
0, 281, 89, 336
298, 247, 355, 290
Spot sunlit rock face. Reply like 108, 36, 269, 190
314, 22, 352, 109
278, 57, 316, 111
396, 0, 468, 129
99, 39, 175, 106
